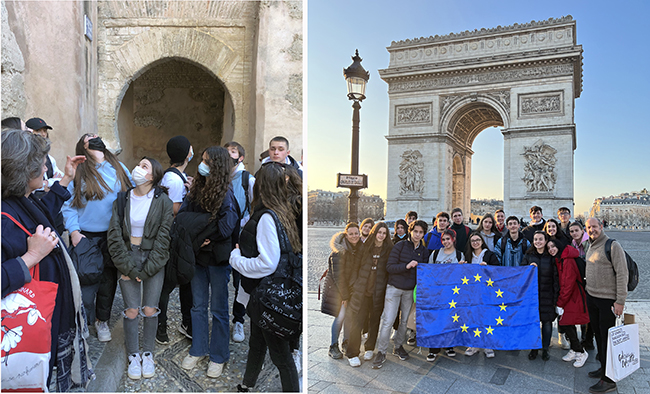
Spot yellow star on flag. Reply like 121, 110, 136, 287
461, 276, 469, 285
496, 316, 504, 326
486, 278, 494, 287
449, 300, 457, 309
474, 273, 482, 282
473, 328, 482, 337
499, 303, 507, 311
461, 324, 469, 332
486, 326, 494, 335
495, 289, 504, 298
452, 313, 460, 322
452, 286, 460, 294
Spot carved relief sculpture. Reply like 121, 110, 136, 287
520, 93, 562, 115
521, 140, 558, 193
399, 150, 425, 194
395, 104, 432, 126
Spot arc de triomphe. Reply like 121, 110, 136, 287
379, 16, 583, 222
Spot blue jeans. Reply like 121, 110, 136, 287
330, 302, 349, 346
190, 264, 231, 363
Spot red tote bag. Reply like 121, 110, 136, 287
1, 212, 58, 392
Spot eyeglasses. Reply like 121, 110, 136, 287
470, 239, 482, 243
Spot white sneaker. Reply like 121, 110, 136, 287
292, 349, 302, 374
142, 352, 155, 378
484, 349, 495, 358
232, 322, 245, 343
95, 320, 112, 342
127, 353, 142, 380
562, 349, 577, 362
363, 350, 374, 361
207, 361, 224, 378
348, 356, 361, 367
181, 354, 204, 370
465, 347, 480, 356
558, 333, 570, 350
573, 351, 588, 368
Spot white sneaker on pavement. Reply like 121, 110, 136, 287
127, 353, 142, 380
207, 361, 224, 378
95, 320, 112, 342
181, 354, 204, 370
232, 322, 245, 343
573, 351, 589, 368
348, 356, 361, 367
562, 349, 577, 362
465, 347, 480, 356
363, 350, 374, 361
484, 349, 495, 358
142, 352, 155, 378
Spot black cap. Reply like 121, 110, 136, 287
25, 117, 52, 130
166, 136, 191, 163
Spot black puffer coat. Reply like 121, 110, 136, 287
348, 241, 393, 318
320, 232, 361, 317
522, 249, 559, 322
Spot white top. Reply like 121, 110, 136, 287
161, 170, 187, 203
431, 249, 464, 264
471, 249, 487, 265
129, 189, 154, 237
229, 213, 280, 306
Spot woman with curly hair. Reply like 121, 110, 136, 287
61, 133, 133, 340
179, 146, 240, 378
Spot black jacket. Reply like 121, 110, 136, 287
320, 232, 361, 317
522, 249, 559, 322
522, 219, 546, 243
348, 240, 393, 317
450, 223, 471, 252
386, 239, 430, 291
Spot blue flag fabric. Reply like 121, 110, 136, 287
416, 264, 542, 350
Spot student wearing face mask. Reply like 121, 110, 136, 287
107, 157, 173, 379
62, 134, 133, 342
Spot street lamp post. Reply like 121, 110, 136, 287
342, 49, 370, 224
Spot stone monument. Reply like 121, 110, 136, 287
379, 16, 582, 221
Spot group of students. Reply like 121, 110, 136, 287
321, 205, 598, 371
1, 118, 303, 392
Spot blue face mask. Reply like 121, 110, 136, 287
198, 161, 210, 177
188, 147, 194, 163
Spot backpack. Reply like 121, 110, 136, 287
247, 209, 302, 340
240, 170, 251, 220
605, 239, 639, 292
574, 256, 587, 284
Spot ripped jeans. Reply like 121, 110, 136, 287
118, 246, 165, 355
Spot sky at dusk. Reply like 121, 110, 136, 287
307, 0, 650, 217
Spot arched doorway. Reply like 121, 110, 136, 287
116, 58, 234, 174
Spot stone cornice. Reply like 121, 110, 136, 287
389, 16, 574, 48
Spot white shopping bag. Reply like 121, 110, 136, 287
605, 318, 640, 382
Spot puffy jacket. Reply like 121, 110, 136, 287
348, 240, 393, 317
320, 232, 361, 317
522, 219, 546, 243
495, 232, 530, 267
107, 187, 174, 280
522, 249, 559, 322
555, 246, 589, 326
387, 239, 430, 291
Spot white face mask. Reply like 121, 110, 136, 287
198, 161, 210, 177
132, 165, 149, 186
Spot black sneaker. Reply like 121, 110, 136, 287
528, 349, 538, 360
179, 324, 192, 340
328, 344, 343, 359
542, 349, 550, 361
155, 329, 170, 345
589, 379, 616, 393
393, 345, 409, 361
588, 368, 602, 378
372, 352, 386, 369
236, 384, 249, 392
445, 348, 456, 357
426, 352, 437, 362
407, 335, 416, 346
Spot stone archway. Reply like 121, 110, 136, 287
116, 58, 234, 174
380, 16, 582, 221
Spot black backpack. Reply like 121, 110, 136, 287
247, 209, 302, 340
240, 170, 251, 220
605, 239, 639, 292
574, 256, 587, 284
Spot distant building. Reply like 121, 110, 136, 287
308, 189, 385, 224
590, 188, 650, 229
470, 199, 504, 224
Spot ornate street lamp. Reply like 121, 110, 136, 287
340, 49, 370, 224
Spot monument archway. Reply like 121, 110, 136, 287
380, 16, 582, 221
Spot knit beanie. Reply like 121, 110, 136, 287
167, 136, 191, 163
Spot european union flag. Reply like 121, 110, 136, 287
416, 264, 542, 350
